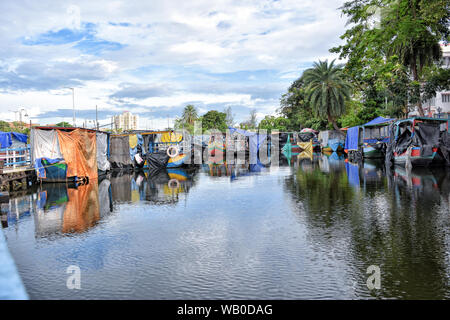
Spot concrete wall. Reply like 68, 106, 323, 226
0, 228, 28, 300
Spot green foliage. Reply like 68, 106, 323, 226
0, 120, 11, 132
56, 121, 72, 127
258, 116, 290, 132
199, 110, 228, 132
302, 59, 352, 130
182, 104, 198, 125
331, 0, 450, 116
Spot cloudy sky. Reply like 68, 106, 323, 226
0, 0, 347, 129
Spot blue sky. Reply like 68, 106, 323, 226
0, 0, 347, 129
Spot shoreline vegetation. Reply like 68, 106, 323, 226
167, 0, 449, 135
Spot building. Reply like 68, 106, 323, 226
419, 43, 450, 118
113, 111, 139, 131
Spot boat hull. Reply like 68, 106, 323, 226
393, 147, 437, 167
167, 153, 188, 168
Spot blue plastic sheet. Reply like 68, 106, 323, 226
363, 116, 393, 126
0, 132, 28, 148
344, 126, 360, 151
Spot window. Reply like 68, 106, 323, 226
442, 94, 450, 103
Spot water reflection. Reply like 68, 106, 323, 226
286, 154, 450, 299
2, 154, 449, 299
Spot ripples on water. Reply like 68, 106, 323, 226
2, 154, 449, 299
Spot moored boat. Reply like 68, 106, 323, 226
386, 117, 449, 167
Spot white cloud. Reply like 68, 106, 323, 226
0, 0, 347, 128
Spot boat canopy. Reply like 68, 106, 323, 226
345, 116, 394, 151
363, 116, 394, 127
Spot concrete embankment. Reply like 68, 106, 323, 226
0, 194, 28, 300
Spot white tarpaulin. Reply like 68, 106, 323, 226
318, 131, 329, 148
31, 129, 63, 162
96, 132, 111, 172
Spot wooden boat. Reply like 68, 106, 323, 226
146, 131, 188, 168
361, 118, 394, 158
390, 117, 449, 167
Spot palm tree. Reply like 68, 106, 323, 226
182, 104, 198, 125
302, 59, 352, 131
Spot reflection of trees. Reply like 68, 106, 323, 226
284, 157, 450, 298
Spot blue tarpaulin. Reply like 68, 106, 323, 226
228, 127, 267, 164
344, 126, 360, 151
363, 116, 393, 127
0, 132, 28, 148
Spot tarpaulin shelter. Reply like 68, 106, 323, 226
344, 117, 393, 152
228, 127, 267, 164
96, 131, 111, 173
31, 127, 101, 182
109, 135, 132, 168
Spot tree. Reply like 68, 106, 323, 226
279, 78, 327, 131
199, 110, 228, 132
181, 104, 198, 125
56, 121, 72, 128
302, 59, 352, 130
258, 116, 290, 132
0, 120, 11, 132
331, 0, 450, 116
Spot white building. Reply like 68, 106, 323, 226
113, 111, 139, 131
420, 43, 450, 118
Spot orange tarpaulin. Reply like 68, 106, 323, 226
56, 128, 98, 180
62, 182, 100, 233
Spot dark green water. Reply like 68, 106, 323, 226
2, 154, 449, 299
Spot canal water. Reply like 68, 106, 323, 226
2, 154, 449, 299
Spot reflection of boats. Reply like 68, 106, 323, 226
146, 168, 193, 204
34, 180, 112, 236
